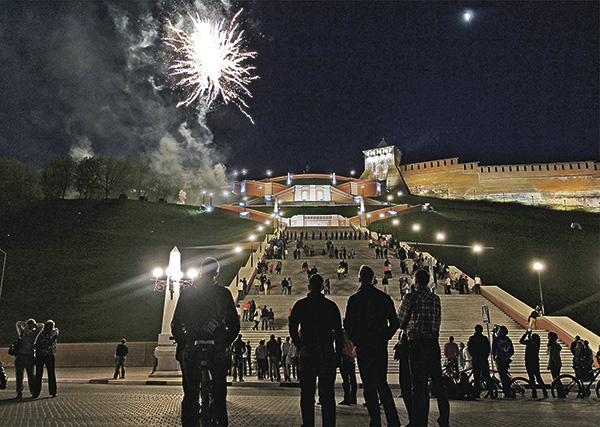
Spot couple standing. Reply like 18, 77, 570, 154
13, 319, 59, 399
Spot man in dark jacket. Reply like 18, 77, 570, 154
519, 331, 548, 398
345, 265, 400, 427
289, 274, 343, 427
113, 338, 129, 380
467, 324, 493, 398
172, 257, 240, 427
231, 334, 246, 382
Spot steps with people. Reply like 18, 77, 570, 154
236, 226, 572, 381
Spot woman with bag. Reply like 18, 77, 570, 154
14, 319, 44, 399
33, 320, 59, 398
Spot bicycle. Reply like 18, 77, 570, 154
551, 367, 600, 399
191, 340, 216, 426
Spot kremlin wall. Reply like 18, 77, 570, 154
400, 157, 600, 209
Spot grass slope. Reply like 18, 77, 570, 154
0, 199, 260, 345
369, 195, 600, 334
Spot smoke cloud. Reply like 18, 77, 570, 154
0, 0, 239, 205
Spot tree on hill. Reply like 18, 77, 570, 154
74, 157, 102, 199
41, 155, 77, 199
0, 157, 42, 209
98, 158, 135, 199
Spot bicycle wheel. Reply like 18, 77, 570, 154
510, 377, 530, 398
200, 369, 214, 426
551, 374, 581, 399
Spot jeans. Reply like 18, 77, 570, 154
114, 356, 126, 379
472, 358, 493, 397
526, 361, 547, 397
180, 345, 229, 427
268, 357, 280, 381
33, 354, 57, 397
232, 355, 244, 381
14, 354, 35, 396
398, 353, 415, 425
340, 355, 357, 403
356, 343, 400, 427
408, 338, 450, 426
298, 346, 336, 427
497, 359, 513, 398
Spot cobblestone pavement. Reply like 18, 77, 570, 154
1, 383, 598, 426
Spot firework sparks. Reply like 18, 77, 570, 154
164, 10, 258, 123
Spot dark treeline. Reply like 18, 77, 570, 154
0, 155, 180, 210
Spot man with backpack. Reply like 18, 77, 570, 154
492, 325, 515, 398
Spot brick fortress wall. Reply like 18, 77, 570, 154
400, 158, 600, 209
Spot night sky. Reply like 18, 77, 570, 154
1, 1, 598, 182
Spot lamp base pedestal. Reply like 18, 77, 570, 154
151, 333, 180, 375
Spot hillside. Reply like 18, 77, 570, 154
369, 194, 600, 333
0, 199, 260, 345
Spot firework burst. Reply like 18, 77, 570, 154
164, 9, 258, 123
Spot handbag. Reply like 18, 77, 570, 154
8, 337, 21, 356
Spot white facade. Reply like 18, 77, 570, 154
294, 185, 332, 202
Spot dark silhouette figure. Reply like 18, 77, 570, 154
172, 257, 240, 427
345, 265, 401, 427
289, 274, 343, 427
398, 269, 449, 426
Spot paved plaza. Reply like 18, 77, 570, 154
0, 368, 598, 426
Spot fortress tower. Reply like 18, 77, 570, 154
359, 138, 407, 191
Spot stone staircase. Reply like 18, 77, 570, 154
237, 227, 572, 381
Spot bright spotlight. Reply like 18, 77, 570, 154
437, 233, 445, 241
152, 268, 163, 278
379, 213, 385, 218
234, 246, 242, 253
258, 226, 264, 231
473, 244, 482, 253
265, 220, 271, 225
533, 262, 544, 271
393, 219, 399, 226
413, 224, 420, 232
464, 11, 473, 22
387, 195, 393, 201
187, 269, 199, 279
249, 234, 256, 241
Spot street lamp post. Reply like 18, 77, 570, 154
249, 234, 256, 267
202, 190, 206, 205
0, 248, 6, 304
412, 224, 421, 247
379, 213, 385, 234
533, 262, 545, 315
473, 244, 482, 272
392, 219, 399, 240
209, 192, 213, 207
151, 246, 197, 374
437, 233, 445, 262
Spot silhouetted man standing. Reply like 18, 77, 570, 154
398, 269, 449, 427
344, 265, 401, 427
172, 257, 240, 427
289, 274, 343, 427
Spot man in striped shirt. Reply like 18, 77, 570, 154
398, 269, 449, 426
